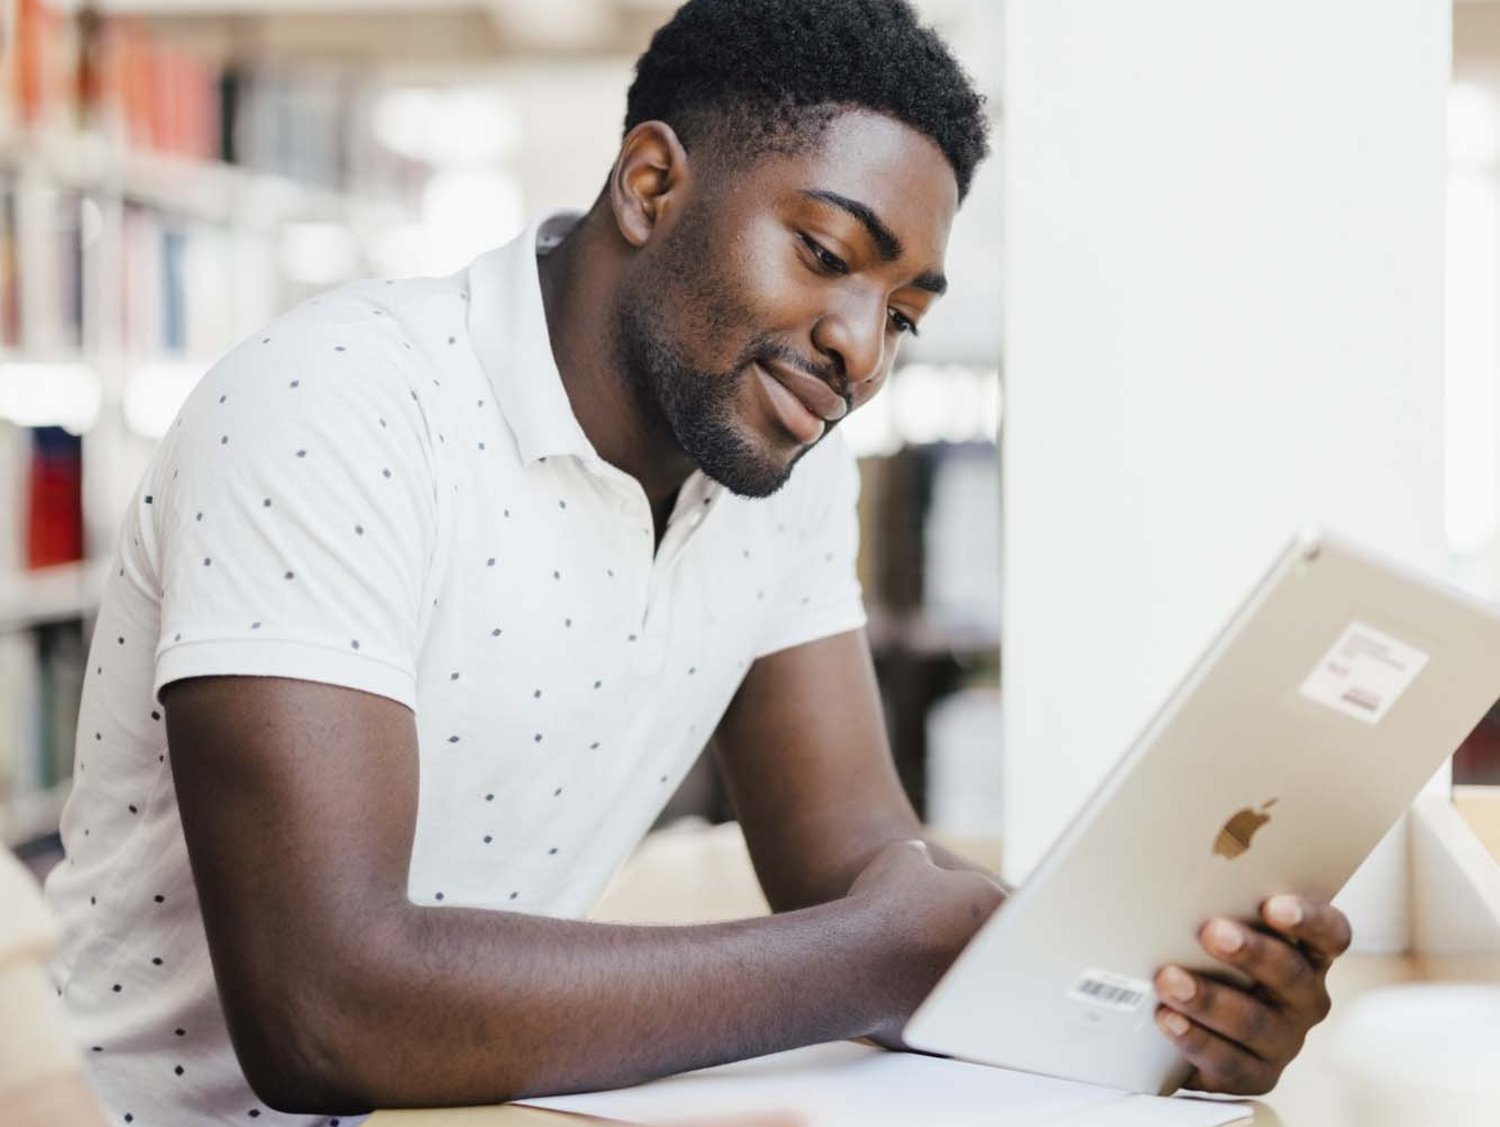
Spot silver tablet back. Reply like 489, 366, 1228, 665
904, 531, 1500, 1093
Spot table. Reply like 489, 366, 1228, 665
372, 824, 1500, 1127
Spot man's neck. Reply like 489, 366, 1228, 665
536, 208, 696, 516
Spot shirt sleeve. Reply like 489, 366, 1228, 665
149, 311, 441, 711
753, 431, 868, 658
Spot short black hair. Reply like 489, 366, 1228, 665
625, 0, 990, 200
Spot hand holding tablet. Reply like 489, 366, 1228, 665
1154, 894, 1351, 1095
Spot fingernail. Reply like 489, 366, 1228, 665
1266, 896, 1303, 928
1160, 1011, 1191, 1037
1206, 919, 1245, 954
1160, 966, 1196, 1003
909, 840, 929, 853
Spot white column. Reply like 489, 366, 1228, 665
1002, 0, 1451, 951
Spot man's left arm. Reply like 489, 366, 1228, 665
713, 627, 1352, 1093
712, 628, 987, 912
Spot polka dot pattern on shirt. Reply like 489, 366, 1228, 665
44, 216, 866, 1127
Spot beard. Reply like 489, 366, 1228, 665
612, 250, 820, 499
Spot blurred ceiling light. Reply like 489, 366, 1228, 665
279, 221, 362, 287
888, 364, 1001, 446
124, 362, 204, 441
846, 365, 1001, 455
0, 362, 101, 434
486, 0, 613, 49
417, 171, 524, 276
372, 86, 520, 169
368, 222, 432, 281
1449, 84, 1498, 174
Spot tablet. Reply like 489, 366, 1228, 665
903, 530, 1500, 1094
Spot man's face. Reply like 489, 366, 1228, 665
614, 110, 959, 498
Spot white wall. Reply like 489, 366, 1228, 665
1002, 1, 1451, 949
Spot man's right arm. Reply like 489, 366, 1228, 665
163, 675, 1001, 1117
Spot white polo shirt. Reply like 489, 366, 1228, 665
44, 213, 866, 1125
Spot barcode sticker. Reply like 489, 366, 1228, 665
1068, 969, 1152, 1014
1298, 622, 1429, 726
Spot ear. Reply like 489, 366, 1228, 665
609, 121, 693, 249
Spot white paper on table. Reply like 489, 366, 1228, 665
519, 1042, 1252, 1126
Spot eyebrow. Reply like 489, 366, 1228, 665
802, 189, 948, 296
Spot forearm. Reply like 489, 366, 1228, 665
758, 823, 1004, 911
266, 896, 891, 1113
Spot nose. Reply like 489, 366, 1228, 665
811, 288, 888, 390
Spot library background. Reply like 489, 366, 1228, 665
3, 0, 1499, 882
0, 0, 1007, 874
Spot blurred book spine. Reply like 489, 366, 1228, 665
0, 621, 86, 824
36, 617, 83, 785
858, 442, 1001, 636
0, 628, 42, 809
925, 688, 1004, 835
4, 1, 364, 187
26, 425, 82, 567
0, 177, 20, 347
923, 443, 1001, 639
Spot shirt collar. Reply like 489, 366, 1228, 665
467, 212, 599, 467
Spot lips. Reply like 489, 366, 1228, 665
762, 359, 848, 424
755, 364, 825, 445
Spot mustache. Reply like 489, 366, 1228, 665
751, 341, 851, 411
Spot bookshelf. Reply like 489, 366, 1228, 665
0, 0, 408, 848
0, 127, 359, 225
0, 557, 103, 631
41, 0, 683, 68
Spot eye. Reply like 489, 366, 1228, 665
888, 309, 920, 337
798, 233, 848, 276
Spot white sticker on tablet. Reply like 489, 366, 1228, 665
1069, 969, 1152, 1014
1298, 622, 1429, 726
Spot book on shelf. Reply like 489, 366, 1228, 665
35, 614, 83, 785
926, 686, 1004, 835
120, 202, 242, 355
0, 422, 84, 573
14, 177, 83, 353
0, 617, 86, 840
857, 442, 1001, 645
0, 174, 19, 348
0, 627, 42, 809
26, 424, 82, 568
0, 419, 87, 845
3, 0, 371, 190
0, 421, 25, 573
923, 442, 1001, 640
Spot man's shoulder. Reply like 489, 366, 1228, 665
267, 271, 472, 354
199, 270, 478, 407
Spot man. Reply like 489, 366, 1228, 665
45, 1, 1351, 1122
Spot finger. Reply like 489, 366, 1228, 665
1155, 1008, 1279, 1096
1198, 917, 1326, 1014
1261, 896, 1353, 969
1154, 966, 1288, 1061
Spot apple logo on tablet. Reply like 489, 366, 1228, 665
1213, 799, 1277, 859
